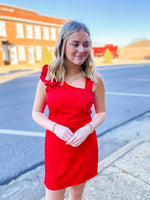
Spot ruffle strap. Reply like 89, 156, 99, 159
40, 64, 58, 87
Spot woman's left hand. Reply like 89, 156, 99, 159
66, 125, 91, 147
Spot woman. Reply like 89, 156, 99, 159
32, 20, 106, 200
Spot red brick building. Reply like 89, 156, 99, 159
0, 4, 69, 66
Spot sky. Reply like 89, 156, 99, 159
1, 0, 150, 47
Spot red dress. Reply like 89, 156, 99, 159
40, 65, 98, 190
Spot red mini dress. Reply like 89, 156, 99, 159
40, 65, 98, 190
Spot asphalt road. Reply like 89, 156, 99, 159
0, 63, 150, 185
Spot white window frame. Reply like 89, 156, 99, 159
43, 27, 49, 40
26, 24, 33, 39
9, 45, 18, 64
34, 25, 41, 39
35, 46, 42, 60
16, 23, 24, 38
18, 45, 26, 61
50, 28, 56, 40
0, 21, 6, 36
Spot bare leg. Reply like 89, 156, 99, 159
46, 187, 66, 200
69, 182, 86, 200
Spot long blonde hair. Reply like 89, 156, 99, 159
46, 20, 97, 83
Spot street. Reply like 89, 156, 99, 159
0, 63, 150, 185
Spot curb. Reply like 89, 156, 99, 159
97, 139, 148, 173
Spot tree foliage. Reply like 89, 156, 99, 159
41, 47, 53, 65
103, 48, 112, 63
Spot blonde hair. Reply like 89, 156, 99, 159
46, 20, 97, 83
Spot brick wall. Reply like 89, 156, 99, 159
118, 47, 150, 59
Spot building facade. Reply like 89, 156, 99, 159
118, 47, 150, 59
0, 4, 69, 66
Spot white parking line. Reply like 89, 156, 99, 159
129, 78, 150, 82
106, 92, 150, 97
0, 129, 45, 137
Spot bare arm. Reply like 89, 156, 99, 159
32, 80, 53, 130
32, 80, 73, 141
89, 72, 106, 129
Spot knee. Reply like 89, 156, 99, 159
69, 185, 85, 200
70, 190, 83, 199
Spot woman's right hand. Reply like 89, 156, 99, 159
54, 124, 74, 142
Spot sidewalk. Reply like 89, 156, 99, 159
0, 64, 42, 84
82, 139, 150, 200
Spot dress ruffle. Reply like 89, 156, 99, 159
40, 64, 59, 88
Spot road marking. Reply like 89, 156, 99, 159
106, 92, 150, 97
97, 63, 150, 70
0, 129, 45, 137
129, 78, 150, 82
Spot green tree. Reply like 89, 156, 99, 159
103, 48, 112, 63
41, 47, 53, 65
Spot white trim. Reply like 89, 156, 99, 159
0, 15, 63, 28
0, 129, 44, 137
0, 38, 7, 41
0, 20, 7, 36
106, 92, 150, 97
0, 3, 38, 13
129, 78, 150, 82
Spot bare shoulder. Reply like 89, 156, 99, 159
37, 79, 47, 94
38, 79, 46, 88
93, 72, 105, 93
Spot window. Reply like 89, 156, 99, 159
35, 46, 42, 60
51, 46, 55, 58
18, 46, 25, 61
50, 28, 56, 40
34, 26, 41, 39
26, 24, 33, 39
0, 21, 6, 36
43, 27, 49, 40
9, 45, 18, 64
16, 23, 24, 38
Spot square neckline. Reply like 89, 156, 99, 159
64, 77, 87, 90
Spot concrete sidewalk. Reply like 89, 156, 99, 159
0, 66, 41, 84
